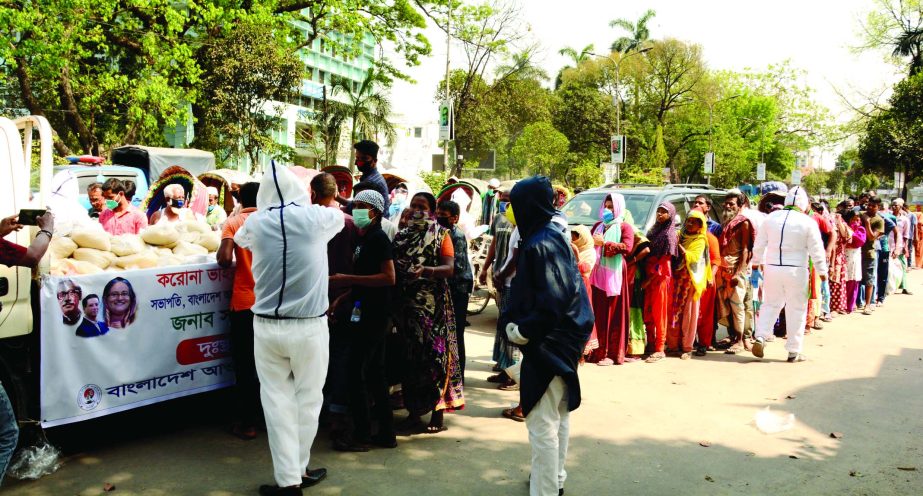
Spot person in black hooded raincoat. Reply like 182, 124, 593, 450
503, 176, 593, 496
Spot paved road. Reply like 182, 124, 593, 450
4, 277, 923, 495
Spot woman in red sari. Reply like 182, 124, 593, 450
644, 202, 677, 363
588, 193, 634, 365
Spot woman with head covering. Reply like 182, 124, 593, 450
587, 193, 634, 365
644, 202, 678, 363
843, 209, 866, 313
625, 229, 651, 359
667, 210, 712, 360
695, 208, 723, 356
328, 189, 398, 451
828, 202, 853, 315
392, 192, 464, 433
570, 224, 598, 357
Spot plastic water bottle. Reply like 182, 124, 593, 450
350, 301, 361, 323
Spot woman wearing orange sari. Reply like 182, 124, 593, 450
644, 202, 677, 363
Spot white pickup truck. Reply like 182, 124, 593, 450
0, 116, 234, 440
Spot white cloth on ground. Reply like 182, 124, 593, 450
254, 316, 329, 487
527, 376, 569, 496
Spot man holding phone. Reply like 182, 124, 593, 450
0, 209, 54, 487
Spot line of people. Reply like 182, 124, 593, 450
483, 185, 918, 421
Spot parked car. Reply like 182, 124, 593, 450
52, 164, 150, 209
561, 184, 728, 232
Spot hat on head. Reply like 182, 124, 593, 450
206, 186, 219, 197
354, 189, 385, 213
488, 178, 500, 188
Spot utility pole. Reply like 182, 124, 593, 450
594, 47, 650, 184
444, 3, 452, 175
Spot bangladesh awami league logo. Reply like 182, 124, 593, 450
77, 384, 102, 411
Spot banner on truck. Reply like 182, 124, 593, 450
40, 263, 235, 427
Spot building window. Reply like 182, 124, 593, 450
414, 127, 422, 138
318, 70, 326, 84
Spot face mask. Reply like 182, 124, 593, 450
436, 217, 452, 228
356, 159, 372, 173
207, 205, 215, 213
105, 199, 119, 210
168, 198, 185, 208
353, 209, 372, 229
498, 201, 509, 214
602, 210, 615, 224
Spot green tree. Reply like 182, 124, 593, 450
511, 122, 570, 180
556, 44, 595, 88
330, 68, 396, 171
609, 9, 656, 53
0, 0, 448, 158
860, 0, 923, 75
193, 17, 304, 173
552, 80, 616, 167
801, 170, 829, 196
859, 72, 923, 187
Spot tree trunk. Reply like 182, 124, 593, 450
14, 58, 72, 156
58, 66, 98, 155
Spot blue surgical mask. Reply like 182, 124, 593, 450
602, 210, 615, 224
207, 205, 216, 213
353, 209, 372, 229
498, 201, 509, 214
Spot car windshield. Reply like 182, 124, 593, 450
561, 191, 656, 230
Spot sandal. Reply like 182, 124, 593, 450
502, 407, 526, 422
230, 423, 258, 441
596, 358, 615, 366
645, 352, 665, 363
487, 372, 509, 383
425, 424, 448, 434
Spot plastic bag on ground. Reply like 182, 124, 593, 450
754, 406, 795, 434
7, 440, 61, 480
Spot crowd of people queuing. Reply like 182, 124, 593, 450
3, 133, 920, 495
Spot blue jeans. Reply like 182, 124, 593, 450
820, 279, 831, 315
0, 382, 19, 486
877, 251, 890, 303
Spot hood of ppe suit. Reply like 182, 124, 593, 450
258, 161, 309, 211
509, 176, 557, 238
785, 185, 809, 212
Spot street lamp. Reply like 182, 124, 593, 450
590, 47, 651, 183
698, 93, 741, 184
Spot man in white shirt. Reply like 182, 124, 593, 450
750, 186, 828, 363
235, 162, 345, 496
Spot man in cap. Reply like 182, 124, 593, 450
481, 178, 501, 225
206, 186, 227, 229
504, 176, 594, 496
235, 162, 345, 495
750, 186, 828, 363
336, 140, 391, 218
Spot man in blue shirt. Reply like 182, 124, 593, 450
336, 140, 391, 218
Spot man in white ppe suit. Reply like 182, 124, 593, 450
750, 186, 828, 363
235, 162, 344, 496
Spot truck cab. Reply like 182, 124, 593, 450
0, 116, 53, 424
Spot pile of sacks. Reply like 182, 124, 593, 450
48, 221, 221, 276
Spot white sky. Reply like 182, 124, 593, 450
390, 0, 906, 167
